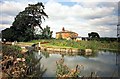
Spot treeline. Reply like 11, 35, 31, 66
97, 37, 119, 42
88, 32, 119, 42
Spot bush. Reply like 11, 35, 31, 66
2, 45, 22, 55
56, 58, 83, 77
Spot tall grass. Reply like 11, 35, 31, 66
29, 39, 118, 51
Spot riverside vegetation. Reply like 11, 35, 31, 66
56, 58, 101, 78
29, 39, 119, 52
1, 44, 100, 78
1, 44, 46, 78
1, 39, 118, 78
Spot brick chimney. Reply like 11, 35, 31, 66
62, 27, 65, 31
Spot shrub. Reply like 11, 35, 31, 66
56, 58, 83, 77
2, 45, 22, 55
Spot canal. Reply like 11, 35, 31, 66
33, 50, 119, 77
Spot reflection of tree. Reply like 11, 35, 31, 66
25, 51, 47, 78
76, 51, 98, 58
40, 51, 50, 58
61, 54, 64, 58
82, 51, 98, 58
40, 50, 98, 58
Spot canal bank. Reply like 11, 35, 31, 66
35, 42, 93, 56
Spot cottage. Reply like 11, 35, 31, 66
56, 27, 78, 39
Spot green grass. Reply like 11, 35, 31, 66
41, 43, 76, 49
29, 39, 119, 51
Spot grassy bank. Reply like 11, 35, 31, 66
29, 39, 119, 51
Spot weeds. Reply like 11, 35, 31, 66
1, 45, 46, 79
30, 39, 118, 51
56, 58, 83, 78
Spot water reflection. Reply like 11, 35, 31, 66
39, 50, 98, 59
38, 50, 41, 56
34, 50, 119, 77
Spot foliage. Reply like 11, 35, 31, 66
2, 45, 46, 78
35, 26, 53, 39
2, 2, 52, 42
56, 58, 82, 78
29, 39, 118, 51
25, 51, 47, 78
2, 45, 22, 55
2, 28, 15, 42
88, 32, 100, 40
42, 25, 53, 39
47, 39, 97, 50
99, 37, 117, 42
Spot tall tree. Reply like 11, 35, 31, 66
2, 2, 49, 42
13, 2, 48, 30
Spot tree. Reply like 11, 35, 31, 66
88, 32, 100, 40
34, 25, 53, 39
13, 2, 48, 30
2, 2, 49, 42
2, 28, 15, 41
42, 25, 53, 39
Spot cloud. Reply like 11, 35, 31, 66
70, 0, 119, 2
45, 1, 116, 19
1, 1, 27, 16
0, 1, 27, 30
97, 26, 111, 32
0, 15, 14, 24
43, 1, 117, 37
0, 24, 11, 31
0, 0, 118, 37
88, 15, 118, 26
0, 1, 35, 30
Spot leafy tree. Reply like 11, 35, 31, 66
88, 32, 100, 40
13, 2, 48, 30
42, 25, 53, 39
33, 25, 53, 39
2, 28, 15, 41
2, 2, 50, 42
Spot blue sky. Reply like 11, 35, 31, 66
0, 0, 119, 37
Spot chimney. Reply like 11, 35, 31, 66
62, 27, 65, 31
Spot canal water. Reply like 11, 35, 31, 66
34, 50, 119, 77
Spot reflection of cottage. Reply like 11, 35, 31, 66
56, 27, 78, 39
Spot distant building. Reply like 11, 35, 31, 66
56, 27, 78, 39
75, 36, 90, 42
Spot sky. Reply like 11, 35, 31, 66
0, 0, 119, 37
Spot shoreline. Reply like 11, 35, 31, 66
2, 40, 119, 54
36, 44, 93, 56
